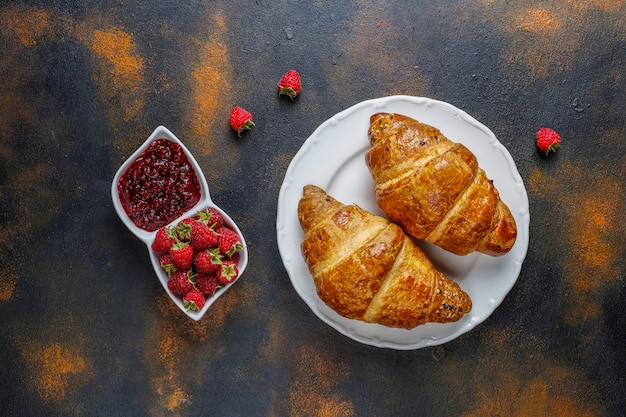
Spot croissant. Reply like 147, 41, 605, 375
366, 113, 517, 256
298, 185, 471, 329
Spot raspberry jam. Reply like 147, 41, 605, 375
117, 138, 202, 232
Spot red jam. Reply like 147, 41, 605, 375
117, 138, 201, 232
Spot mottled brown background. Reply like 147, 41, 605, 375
1, 1, 624, 416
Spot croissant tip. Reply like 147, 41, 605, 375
302, 184, 321, 195
370, 113, 390, 124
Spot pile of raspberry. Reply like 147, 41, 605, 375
151, 207, 244, 312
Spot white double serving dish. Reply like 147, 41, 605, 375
111, 126, 248, 321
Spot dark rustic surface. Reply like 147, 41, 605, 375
1, 1, 625, 416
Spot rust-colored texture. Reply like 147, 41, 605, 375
0, 1, 624, 416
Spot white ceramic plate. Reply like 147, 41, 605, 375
112, 126, 248, 321
276, 96, 529, 349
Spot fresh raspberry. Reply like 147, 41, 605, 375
217, 226, 243, 258
191, 221, 218, 250
167, 270, 195, 297
194, 248, 223, 273
196, 272, 220, 296
230, 251, 240, 265
183, 289, 206, 311
195, 207, 224, 229
159, 252, 177, 276
205, 207, 224, 229
176, 218, 195, 241
170, 242, 194, 270
229, 106, 254, 137
216, 260, 239, 284
536, 127, 561, 155
151, 227, 174, 253
277, 69, 301, 100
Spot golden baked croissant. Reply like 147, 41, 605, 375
366, 113, 517, 256
298, 185, 471, 329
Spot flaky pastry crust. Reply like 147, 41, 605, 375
366, 113, 517, 256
